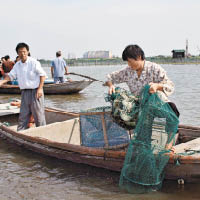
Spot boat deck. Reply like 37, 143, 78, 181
174, 137, 200, 155
20, 118, 81, 145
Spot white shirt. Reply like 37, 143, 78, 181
8, 57, 47, 89
107, 61, 174, 102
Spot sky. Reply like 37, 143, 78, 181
0, 0, 200, 60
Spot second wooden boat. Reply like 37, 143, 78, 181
0, 80, 93, 94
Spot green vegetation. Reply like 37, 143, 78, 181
65, 57, 125, 66
38, 56, 200, 66
146, 55, 200, 64
38, 59, 51, 65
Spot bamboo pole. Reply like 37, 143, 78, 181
68, 72, 103, 82
101, 113, 109, 148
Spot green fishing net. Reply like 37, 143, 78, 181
105, 87, 139, 130
107, 85, 179, 193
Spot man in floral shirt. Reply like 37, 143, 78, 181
105, 44, 179, 150
106, 45, 179, 114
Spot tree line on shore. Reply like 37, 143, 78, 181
39, 55, 200, 66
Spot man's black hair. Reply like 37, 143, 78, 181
122, 44, 145, 61
56, 51, 62, 57
16, 43, 29, 53
4, 55, 10, 61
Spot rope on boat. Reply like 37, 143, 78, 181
173, 149, 200, 166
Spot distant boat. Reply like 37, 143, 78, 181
0, 105, 200, 183
0, 80, 94, 94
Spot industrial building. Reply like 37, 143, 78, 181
171, 49, 185, 58
83, 51, 112, 59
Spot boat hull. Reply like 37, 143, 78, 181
0, 80, 93, 94
0, 109, 200, 183
0, 128, 123, 172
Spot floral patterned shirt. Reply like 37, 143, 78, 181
107, 61, 174, 102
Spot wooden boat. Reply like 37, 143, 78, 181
0, 106, 200, 183
0, 80, 93, 94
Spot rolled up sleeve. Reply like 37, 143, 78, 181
35, 61, 47, 78
157, 66, 174, 96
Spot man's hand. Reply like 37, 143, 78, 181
165, 143, 175, 154
109, 85, 115, 95
149, 82, 164, 94
0, 79, 9, 86
36, 88, 43, 99
65, 72, 70, 75
149, 83, 159, 94
0, 80, 5, 86
104, 81, 115, 95
37, 76, 45, 99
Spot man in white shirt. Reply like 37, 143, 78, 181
51, 51, 68, 83
0, 42, 47, 131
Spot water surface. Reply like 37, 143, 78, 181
0, 64, 200, 200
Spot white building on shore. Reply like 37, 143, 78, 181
68, 53, 76, 59
83, 51, 112, 59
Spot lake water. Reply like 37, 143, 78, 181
0, 64, 200, 200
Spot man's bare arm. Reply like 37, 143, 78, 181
0, 75, 11, 85
51, 67, 54, 78
36, 76, 45, 99
65, 66, 69, 75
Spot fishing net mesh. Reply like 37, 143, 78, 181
116, 85, 179, 193
80, 106, 130, 148
80, 84, 179, 193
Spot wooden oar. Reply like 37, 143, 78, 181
68, 72, 104, 83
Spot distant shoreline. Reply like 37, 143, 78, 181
39, 57, 200, 66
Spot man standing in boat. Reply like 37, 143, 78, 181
0, 42, 47, 131
51, 51, 69, 83
105, 44, 180, 151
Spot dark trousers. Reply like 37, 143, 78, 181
53, 76, 65, 83
168, 102, 180, 118
17, 89, 46, 131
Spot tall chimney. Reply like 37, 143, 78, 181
186, 39, 188, 57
